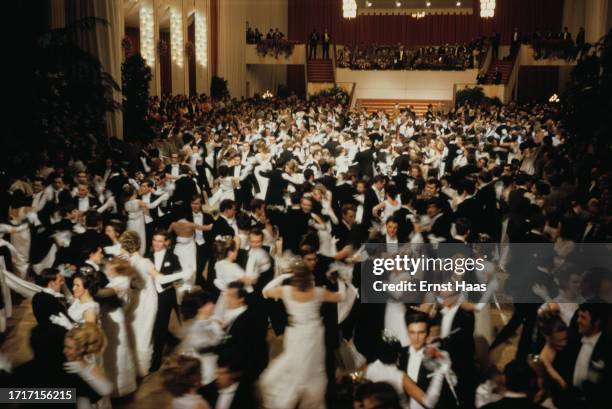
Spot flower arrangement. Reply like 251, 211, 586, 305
255, 38, 296, 59
309, 86, 350, 107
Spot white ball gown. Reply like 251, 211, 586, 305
259, 286, 327, 409
128, 253, 158, 376
125, 199, 146, 255
100, 275, 137, 397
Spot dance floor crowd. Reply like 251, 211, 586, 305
0, 92, 610, 409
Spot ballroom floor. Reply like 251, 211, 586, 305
1, 299, 516, 409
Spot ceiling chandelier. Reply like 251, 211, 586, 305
480, 0, 495, 18
411, 11, 426, 19
343, 0, 357, 19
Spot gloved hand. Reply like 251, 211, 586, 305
50, 312, 75, 330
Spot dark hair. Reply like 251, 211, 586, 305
227, 281, 248, 300
191, 194, 202, 203
405, 311, 430, 331
37, 268, 60, 287
236, 212, 252, 231
578, 301, 608, 329
161, 355, 202, 396
214, 237, 237, 259
357, 382, 402, 409
84, 211, 102, 229
455, 217, 471, 236
220, 199, 235, 213
152, 229, 170, 240
504, 359, 537, 393
72, 272, 98, 295
250, 198, 265, 211
538, 314, 567, 337
291, 264, 314, 292
341, 203, 356, 215
376, 336, 401, 365
249, 227, 264, 238
181, 288, 215, 320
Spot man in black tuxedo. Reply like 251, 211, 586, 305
393, 191, 416, 242
221, 281, 268, 387
198, 351, 256, 409
322, 29, 331, 60
72, 184, 102, 214
164, 152, 182, 178
77, 243, 109, 297
139, 179, 165, 248
332, 204, 357, 252
481, 360, 544, 409
31, 268, 68, 325
476, 170, 501, 240
363, 175, 385, 229
186, 195, 214, 289
425, 199, 453, 242
511, 27, 521, 56
436, 290, 476, 408
454, 179, 481, 233
399, 312, 458, 409
354, 140, 375, 180
69, 211, 112, 266
308, 30, 319, 59
491, 30, 501, 60
551, 302, 610, 409
147, 230, 184, 372
507, 173, 531, 242
170, 165, 199, 212
212, 200, 238, 239
281, 195, 316, 254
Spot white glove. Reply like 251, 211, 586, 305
50, 312, 75, 330
532, 283, 551, 302
0, 352, 12, 373
64, 361, 113, 396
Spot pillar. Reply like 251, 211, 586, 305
49, 0, 65, 29
585, 0, 609, 43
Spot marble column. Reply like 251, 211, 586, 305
194, 0, 212, 94
49, 0, 65, 29
584, 0, 609, 43
169, 0, 189, 95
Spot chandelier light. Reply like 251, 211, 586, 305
170, 6, 184, 68
195, 10, 207, 69
411, 11, 426, 19
480, 0, 495, 18
139, 4, 155, 68
343, 0, 357, 19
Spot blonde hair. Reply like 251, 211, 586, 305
66, 323, 107, 357
107, 257, 135, 276
119, 230, 141, 254
214, 237, 236, 260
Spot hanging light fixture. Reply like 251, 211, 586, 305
343, 0, 357, 19
480, 0, 495, 18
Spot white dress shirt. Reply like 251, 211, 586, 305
573, 331, 602, 387
216, 382, 239, 409
440, 303, 460, 339
407, 346, 424, 382
153, 249, 166, 271
193, 212, 205, 245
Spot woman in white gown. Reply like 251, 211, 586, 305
177, 289, 224, 386
97, 257, 138, 397
168, 218, 211, 293
124, 186, 167, 255
119, 230, 158, 377
259, 264, 345, 409
212, 238, 253, 319
254, 142, 272, 200
68, 272, 100, 324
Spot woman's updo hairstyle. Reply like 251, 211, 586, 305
119, 230, 141, 254
214, 237, 236, 260
66, 323, 107, 357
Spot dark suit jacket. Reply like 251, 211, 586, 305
481, 397, 545, 409
398, 348, 459, 409
223, 307, 268, 385
198, 382, 256, 409
31, 290, 68, 325
212, 216, 236, 239
146, 248, 182, 290
354, 149, 375, 179
259, 168, 288, 206
171, 176, 198, 209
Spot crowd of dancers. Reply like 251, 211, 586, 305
0, 91, 610, 409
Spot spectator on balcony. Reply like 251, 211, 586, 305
561, 27, 574, 60
273, 28, 285, 42
477, 70, 487, 85
322, 29, 331, 60
493, 67, 502, 84
511, 27, 521, 56
308, 30, 319, 60
491, 30, 501, 60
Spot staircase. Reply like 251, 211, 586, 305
486, 58, 515, 84
307, 59, 334, 83
356, 99, 450, 116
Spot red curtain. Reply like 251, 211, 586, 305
211, 0, 219, 77
125, 27, 141, 57
287, 65, 306, 98
517, 66, 559, 103
160, 31, 172, 95
288, 0, 563, 46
